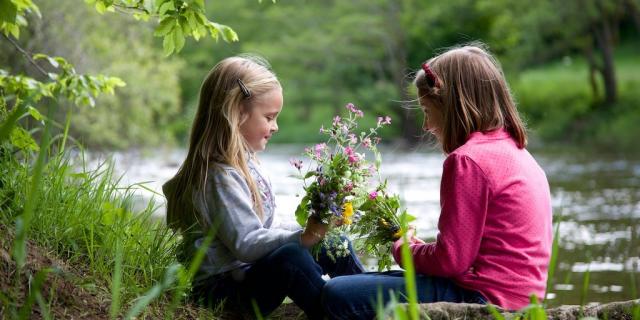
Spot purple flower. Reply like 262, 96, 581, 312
289, 158, 303, 170
333, 116, 341, 126
368, 191, 378, 200
348, 133, 357, 144
319, 125, 325, 133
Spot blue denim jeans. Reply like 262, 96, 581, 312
322, 270, 487, 320
192, 240, 364, 319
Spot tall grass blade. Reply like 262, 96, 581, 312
124, 263, 181, 320
109, 241, 123, 320
545, 218, 561, 306
18, 268, 56, 320
399, 212, 418, 320
12, 109, 51, 268
486, 304, 506, 320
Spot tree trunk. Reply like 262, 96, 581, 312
583, 44, 601, 102
592, 18, 618, 106
385, 0, 421, 146
626, 0, 640, 32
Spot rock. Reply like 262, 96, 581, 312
268, 299, 640, 320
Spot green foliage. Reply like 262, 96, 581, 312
511, 46, 640, 150
85, 0, 238, 56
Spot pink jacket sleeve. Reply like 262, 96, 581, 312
393, 154, 490, 276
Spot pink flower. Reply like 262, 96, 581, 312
348, 133, 357, 144
319, 125, 325, 133
377, 115, 392, 125
333, 116, 341, 126
345, 103, 364, 117
289, 158, 303, 170
362, 137, 371, 148
344, 182, 354, 192
348, 154, 359, 164
368, 191, 378, 200
315, 143, 327, 157
344, 146, 354, 155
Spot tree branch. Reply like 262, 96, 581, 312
2, 34, 49, 78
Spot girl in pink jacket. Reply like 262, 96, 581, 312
322, 43, 552, 319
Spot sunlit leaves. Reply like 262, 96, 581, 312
0, 54, 125, 150
0, 0, 40, 38
83, 0, 240, 56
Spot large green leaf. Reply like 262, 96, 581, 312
0, 0, 18, 24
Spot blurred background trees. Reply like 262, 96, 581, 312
2, 0, 639, 151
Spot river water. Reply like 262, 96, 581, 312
104, 144, 640, 307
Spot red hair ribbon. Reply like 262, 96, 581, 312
421, 63, 438, 87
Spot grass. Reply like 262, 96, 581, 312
0, 135, 216, 318
511, 42, 640, 152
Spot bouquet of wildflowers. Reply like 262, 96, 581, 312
291, 103, 410, 270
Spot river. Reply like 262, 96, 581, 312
103, 144, 640, 307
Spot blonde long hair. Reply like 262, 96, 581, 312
166, 55, 281, 232
414, 43, 527, 154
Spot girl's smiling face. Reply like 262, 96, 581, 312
240, 87, 283, 152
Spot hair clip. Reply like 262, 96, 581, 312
421, 63, 438, 87
237, 79, 251, 98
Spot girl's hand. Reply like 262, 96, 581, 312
406, 226, 425, 244
301, 217, 329, 248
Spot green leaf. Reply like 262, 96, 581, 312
10, 126, 38, 151
221, 25, 238, 42
27, 106, 43, 121
7, 22, 19, 38
295, 198, 309, 227
95, 1, 107, 14
186, 10, 198, 31
158, 0, 174, 15
162, 33, 175, 56
0, 0, 18, 25
173, 25, 184, 52
154, 17, 175, 36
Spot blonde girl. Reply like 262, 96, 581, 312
322, 44, 552, 319
163, 55, 363, 319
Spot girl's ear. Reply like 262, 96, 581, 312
238, 102, 250, 125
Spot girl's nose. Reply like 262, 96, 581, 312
271, 121, 279, 133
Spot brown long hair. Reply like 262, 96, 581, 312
165, 55, 280, 232
414, 43, 527, 154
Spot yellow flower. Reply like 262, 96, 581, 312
342, 202, 354, 225
392, 228, 403, 240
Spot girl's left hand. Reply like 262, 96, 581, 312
300, 217, 328, 248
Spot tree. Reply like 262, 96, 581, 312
488, 0, 636, 106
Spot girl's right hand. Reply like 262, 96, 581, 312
300, 217, 329, 248
406, 225, 425, 244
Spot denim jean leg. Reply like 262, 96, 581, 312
322, 271, 407, 320
322, 271, 479, 320
243, 242, 326, 319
